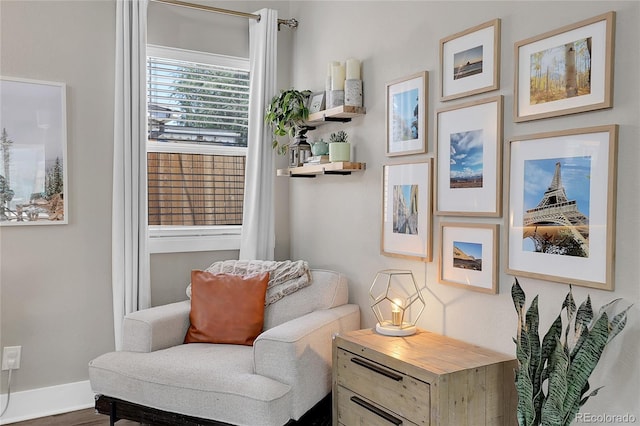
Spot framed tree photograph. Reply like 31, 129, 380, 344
439, 222, 498, 294
0, 76, 68, 226
506, 125, 618, 290
386, 71, 428, 156
435, 95, 503, 217
514, 11, 615, 122
440, 18, 500, 101
381, 160, 432, 262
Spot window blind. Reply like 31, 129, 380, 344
147, 56, 250, 146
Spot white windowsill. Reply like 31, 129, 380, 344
148, 226, 241, 253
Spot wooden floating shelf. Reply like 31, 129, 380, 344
306, 105, 366, 125
277, 161, 366, 178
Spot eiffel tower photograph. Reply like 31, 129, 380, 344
522, 156, 591, 258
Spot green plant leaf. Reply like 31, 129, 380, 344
579, 385, 603, 407
562, 313, 609, 425
607, 303, 632, 343
569, 296, 594, 360
541, 339, 569, 426
562, 287, 576, 350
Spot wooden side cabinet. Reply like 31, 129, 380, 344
332, 328, 517, 426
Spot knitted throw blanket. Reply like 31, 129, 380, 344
187, 260, 312, 306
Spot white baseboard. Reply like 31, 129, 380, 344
0, 380, 95, 425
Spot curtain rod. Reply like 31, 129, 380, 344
150, 0, 299, 29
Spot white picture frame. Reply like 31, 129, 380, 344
0, 76, 68, 226
381, 160, 432, 262
506, 125, 618, 290
439, 222, 499, 294
435, 95, 503, 217
386, 71, 428, 157
440, 19, 501, 101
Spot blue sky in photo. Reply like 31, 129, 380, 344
523, 156, 591, 217
454, 241, 482, 259
393, 88, 418, 126
450, 129, 483, 178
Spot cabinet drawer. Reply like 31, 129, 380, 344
337, 386, 420, 426
336, 349, 430, 426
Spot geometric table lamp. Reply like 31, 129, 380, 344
369, 269, 425, 336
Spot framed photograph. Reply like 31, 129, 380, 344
0, 76, 68, 226
308, 91, 325, 114
440, 19, 500, 101
514, 11, 615, 122
506, 125, 618, 290
385, 71, 428, 156
439, 222, 498, 294
381, 160, 432, 262
435, 95, 503, 217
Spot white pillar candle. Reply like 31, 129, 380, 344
331, 63, 345, 90
327, 60, 340, 77
345, 58, 361, 80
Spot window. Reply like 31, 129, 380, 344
146, 45, 250, 253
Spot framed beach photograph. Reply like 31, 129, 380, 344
435, 95, 503, 217
440, 19, 500, 101
0, 76, 68, 226
381, 160, 432, 262
506, 125, 618, 290
439, 222, 498, 294
386, 71, 428, 156
514, 11, 615, 122
308, 91, 325, 114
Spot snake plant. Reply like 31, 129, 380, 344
512, 278, 631, 426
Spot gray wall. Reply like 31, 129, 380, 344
0, 0, 293, 394
0, 0, 117, 391
288, 0, 640, 419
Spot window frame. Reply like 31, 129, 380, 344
146, 44, 249, 254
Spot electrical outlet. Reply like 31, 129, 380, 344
1, 346, 21, 370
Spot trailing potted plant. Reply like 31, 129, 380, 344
265, 88, 312, 155
511, 278, 632, 426
328, 130, 350, 162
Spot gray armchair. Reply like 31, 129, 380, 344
89, 269, 360, 425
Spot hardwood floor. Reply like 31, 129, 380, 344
10, 399, 331, 425
11, 408, 139, 426
11, 394, 331, 426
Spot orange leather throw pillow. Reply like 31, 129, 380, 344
184, 270, 269, 346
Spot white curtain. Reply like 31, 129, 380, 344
112, 0, 150, 350
239, 9, 278, 261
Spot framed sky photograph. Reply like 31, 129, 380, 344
0, 76, 68, 226
435, 95, 503, 217
439, 222, 498, 294
440, 19, 500, 101
514, 11, 615, 122
506, 125, 618, 290
381, 160, 432, 262
386, 71, 428, 156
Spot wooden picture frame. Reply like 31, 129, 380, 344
439, 222, 499, 294
381, 160, 432, 262
506, 125, 618, 290
308, 91, 325, 114
440, 19, 501, 101
0, 76, 68, 226
386, 71, 428, 157
435, 95, 503, 217
514, 11, 615, 122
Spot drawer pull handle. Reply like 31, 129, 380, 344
350, 396, 403, 425
350, 357, 403, 381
